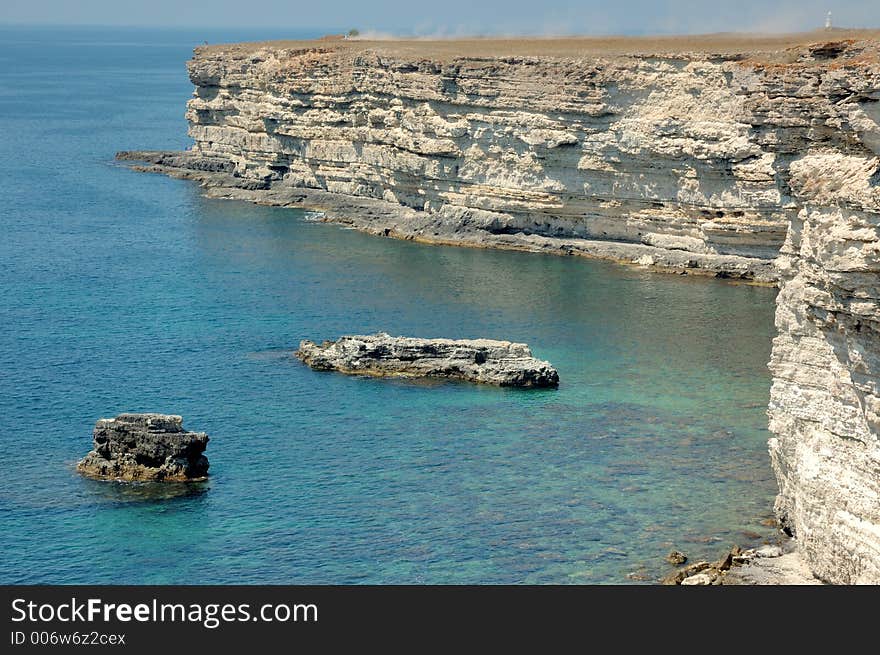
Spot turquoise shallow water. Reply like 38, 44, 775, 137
0, 26, 779, 584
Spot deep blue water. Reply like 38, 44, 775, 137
0, 26, 780, 584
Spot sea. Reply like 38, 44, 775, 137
0, 25, 779, 584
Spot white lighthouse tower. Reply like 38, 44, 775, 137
825, 11, 833, 30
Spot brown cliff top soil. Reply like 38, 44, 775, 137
197, 28, 880, 65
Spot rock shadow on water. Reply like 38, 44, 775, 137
356, 374, 561, 393
247, 348, 298, 362
78, 474, 211, 505
293, 358, 560, 393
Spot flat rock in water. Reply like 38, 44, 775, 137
296, 333, 559, 388
77, 413, 209, 482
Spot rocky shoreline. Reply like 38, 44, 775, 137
116, 151, 777, 283
296, 333, 560, 387
659, 536, 821, 585
722, 543, 821, 585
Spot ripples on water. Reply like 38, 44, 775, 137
0, 26, 779, 584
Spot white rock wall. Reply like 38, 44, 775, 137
181, 43, 880, 266
769, 152, 880, 583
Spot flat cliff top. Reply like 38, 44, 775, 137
198, 28, 880, 63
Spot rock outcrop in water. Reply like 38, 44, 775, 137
296, 333, 559, 387
767, 153, 880, 583
118, 33, 880, 281
77, 414, 210, 482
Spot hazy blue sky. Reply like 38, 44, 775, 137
3, 1, 879, 35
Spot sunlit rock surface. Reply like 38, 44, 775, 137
297, 333, 559, 387
118, 34, 880, 281
77, 414, 210, 482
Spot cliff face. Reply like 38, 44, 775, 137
769, 153, 880, 583
155, 36, 880, 280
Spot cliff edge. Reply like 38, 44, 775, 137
120, 30, 879, 281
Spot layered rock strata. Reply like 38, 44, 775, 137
296, 333, 559, 387
118, 32, 880, 281
77, 414, 210, 482
768, 152, 880, 584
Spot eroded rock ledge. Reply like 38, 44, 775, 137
116, 33, 880, 282
296, 333, 559, 387
77, 414, 210, 482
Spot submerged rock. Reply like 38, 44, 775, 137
296, 333, 559, 388
77, 414, 209, 482
665, 550, 688, 566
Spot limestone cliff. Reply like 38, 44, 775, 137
769, 152, 880, 583
120, 32, 880, 281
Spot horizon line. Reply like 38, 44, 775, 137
3, 22, 878, 39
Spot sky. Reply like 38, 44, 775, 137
2, 1, 879, 36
